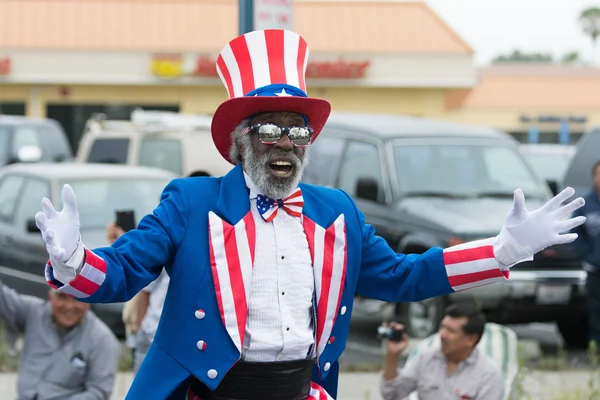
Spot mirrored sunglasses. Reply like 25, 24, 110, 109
246, 123, 313, 147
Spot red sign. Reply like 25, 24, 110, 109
306, 60, 370, 79
191, 57, 370, 79
0, 57, 10, 75
193, 56, 219, 77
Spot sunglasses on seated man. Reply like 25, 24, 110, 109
245, 123, 313, 147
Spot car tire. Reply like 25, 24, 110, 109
557, 316, 589, 349
395, 296, 447, 338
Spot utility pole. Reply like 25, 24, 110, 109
239, 0, 254, 35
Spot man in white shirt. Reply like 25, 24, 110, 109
380, 304, 504, 400
34, 28, 586, 399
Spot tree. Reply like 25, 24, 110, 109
579, 7, 600, 64
561, 51, 581, 64
492, 49, 553, 64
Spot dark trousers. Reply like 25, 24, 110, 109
587, 271, 600, 345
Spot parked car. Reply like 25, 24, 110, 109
562, 126, 600, 199
0, 163, 176, 337
0, 115, 73, 166
519, 143, 576, 195
76, 109, 233, 177
302, 112, 587, 347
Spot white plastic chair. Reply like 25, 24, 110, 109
406, 322, 519, 400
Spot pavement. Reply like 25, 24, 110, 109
0, 370, 595, 399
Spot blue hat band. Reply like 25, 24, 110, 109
245, 84, 308, 98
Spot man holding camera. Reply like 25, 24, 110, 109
380, 304, 504, 400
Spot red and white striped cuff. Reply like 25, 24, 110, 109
45, 248, 107, 298
443, 237, 509, 292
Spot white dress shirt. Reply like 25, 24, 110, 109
242, 173, 316, 362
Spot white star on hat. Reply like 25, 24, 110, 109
275, 88, 293, 97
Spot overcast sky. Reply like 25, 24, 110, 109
425, 0, 599, 65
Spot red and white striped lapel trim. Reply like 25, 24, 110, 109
443, 237, 509, 292
302, 214, 347, 358
308, 382, 334, 400
208, 211, 256, 354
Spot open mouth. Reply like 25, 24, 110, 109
269, 160, 294, 177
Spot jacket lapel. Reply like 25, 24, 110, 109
208, 164, 255, 355
206, 174, 348, 359
300, 185, 348, 358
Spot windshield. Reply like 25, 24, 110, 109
393, 144, 548, 199
525, 153, 572, 182
138, 137, 183, 175
57, 178, 170, 230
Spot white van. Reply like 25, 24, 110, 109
76, 110, 234, 177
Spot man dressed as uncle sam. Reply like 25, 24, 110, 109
35, 29, 585, 400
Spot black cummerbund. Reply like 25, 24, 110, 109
190, 358, 315, 400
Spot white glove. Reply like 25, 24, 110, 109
35, 184, 85, 283
495, 186, 586, 269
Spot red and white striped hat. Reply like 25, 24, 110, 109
211, 29, 331, 164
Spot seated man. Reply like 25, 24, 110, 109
381, 304, 504, 400
0, 280, 121, 400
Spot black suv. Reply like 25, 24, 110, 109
0, 115, 73, 166
302, 112, 587, 347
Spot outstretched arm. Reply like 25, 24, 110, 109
352, 187, 586, 302
0, 281, 43, 333
37, 180, 189, 303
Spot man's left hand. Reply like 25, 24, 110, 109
495, 186, 586, 269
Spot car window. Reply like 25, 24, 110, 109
336, 140, 384, 201
525, 152, 573, 182
393, 144, 547, 199
13, 178, 50, 232
87, 138, 130, 164
138, 138, 183, 175
302, 134, 345, 186
0, 175, 25, 223
38, 124, 72, 162
57, 178, 171, 230
563, 130, 600, 192
12, 125, 43, 158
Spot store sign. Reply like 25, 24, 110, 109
254, 0, 294, 31
151, 55, 370, 79
0, 57, 10, 75
150, 54, 183, 79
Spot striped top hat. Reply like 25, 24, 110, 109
211, 29, 331, 164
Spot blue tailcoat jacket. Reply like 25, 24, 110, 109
45, 164, 508, 399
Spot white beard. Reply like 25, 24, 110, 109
243, 145, 310, 199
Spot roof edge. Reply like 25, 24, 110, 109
420, 2, 475, 55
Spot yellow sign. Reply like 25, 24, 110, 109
151, 55, 183, 79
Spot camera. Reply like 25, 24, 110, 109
377, 325, 406, 342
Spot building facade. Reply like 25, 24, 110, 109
0, 0, 476, 152
444, 64, 600, 144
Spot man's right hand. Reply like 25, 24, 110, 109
35, 184, 84, 283
383, 322, 410, 357
106, 222, 125, 245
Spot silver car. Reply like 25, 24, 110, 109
0, 162, 176, 337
